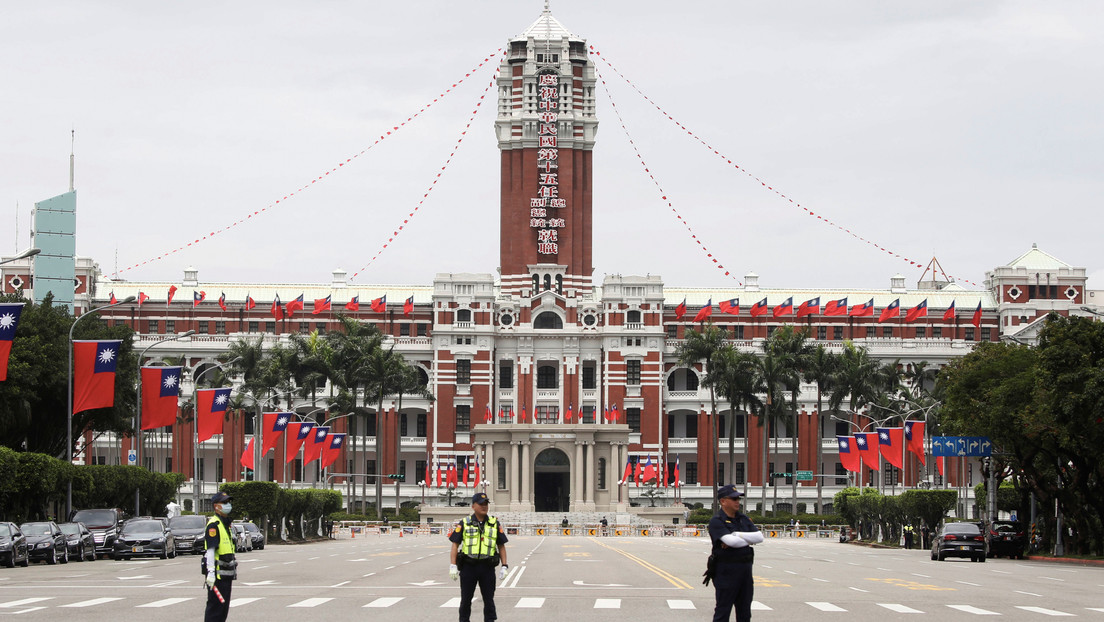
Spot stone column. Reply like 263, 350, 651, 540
585, 441, 596, 506
510, 441, 520, 505
574, 441, 584, 510
521, 441, 531, 509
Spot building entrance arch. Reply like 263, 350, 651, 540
534, 448, 570, 512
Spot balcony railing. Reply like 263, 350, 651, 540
535, 389, 559, 400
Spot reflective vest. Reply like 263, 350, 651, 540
206, 516, 237, 579
458, 515, 499, 560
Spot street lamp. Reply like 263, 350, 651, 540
0, 247, 40, 265
66, 295, 136, 517
134, 329, 195, 515
1080, 306, 1104, 318
282, 407, 327, 488
190, 357, 241, 513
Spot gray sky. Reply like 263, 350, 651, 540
3, 1, 1101, 291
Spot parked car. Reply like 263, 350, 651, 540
230, 523, 252, 552
19, 522, 68, 565
58, 522, 96, 562
70, 509, 124, 559
0, 522, 29, 568
931, 521, 986, 562
236, 521, 264, 550
168, 514, 208, 555
113, 519, 176, 560
986, 520, 1027, 559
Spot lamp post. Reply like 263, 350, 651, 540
830, 412, 897, 491
0, 247, 40, 265
190, 357, 241, 514
282, 407, 327, 488
134, 329, 195, 515
1080, 306, 1104, 318
66, 295, 136, 518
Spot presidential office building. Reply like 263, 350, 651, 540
3, 9, 1102, 516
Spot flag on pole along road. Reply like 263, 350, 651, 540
854, 432, 880, 471
796, 297, 820, 319
485, 405, 493, 424
73, 340, 122, 414
167, 285, 177, 306
140, 366, 182, 430
370, 295, 386, 313
196, 388, 232, 443
750, 297, 769, 317
193, 290, 206, 307
674, 456, 681, 488
260, 412, 292, 456
0, 303, 25, 381
621, 459, 632, 484
878, 299, 901, 323
245, 295, 256, 311
138, 292, 150, 307
403, 295, 414, 316
285, 294, 305, 317
772, 297, 793, 318
240, 438, 255, 470
642, 456, 656, 482
877, 427, 905, 469
303, 426, 330, 465
905, 421, 926, 465
271, 294, 284, 320
837, 436, 861, 472
109, 292, 117, 304
218, 292, 227, 312
905, 299, 928, 323
321, 433, 346, 469
850, 298, 874, 317
286, 421, 315, 463
971, 301, 983, 328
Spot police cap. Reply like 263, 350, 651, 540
717, 484, 744, 499
211, 491, 232, 504
471, 492, 489, 505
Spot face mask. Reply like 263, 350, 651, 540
220, 503, 232, 514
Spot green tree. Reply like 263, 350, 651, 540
752, 329, 800, 516
803, 344, 839, 513
711, 345, 761, 498
675, 324, 727, 508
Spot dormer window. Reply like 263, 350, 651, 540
456, 309, 472, 323
534, 311, 563, 329
627, 310, 642, 323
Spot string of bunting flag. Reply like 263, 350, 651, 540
111, 49, 503, 278
679, 294, 983, 327
595, 66, 741, 285
589, 45, 980, 288
350, 70, 501, 282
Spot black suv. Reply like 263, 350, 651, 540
168, 515, 208, 554
931, 521, 986, 562
70, 509, 124, 559
19, 522, 68, 565
986, 520, 1027, 559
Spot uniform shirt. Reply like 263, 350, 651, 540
206, 514, 232, 550
708, 511, 759, 562
449, 514, 509, 561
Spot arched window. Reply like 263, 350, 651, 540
456, 309, 471, 322
537, 364, 558, 388
627, 310, 642, 323
543, 274, 552, 291
532, 274, 540, 292
555, 274, 563, 294
534, 311, 563, 329
497, 458, 507, 489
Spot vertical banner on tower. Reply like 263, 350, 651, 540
530, 69, 565, 256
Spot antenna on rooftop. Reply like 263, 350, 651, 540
917, 256, 953, 290
69, 128, 76, 192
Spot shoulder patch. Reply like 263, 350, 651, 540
209, 527, 219, 537
454, 524, 462, 533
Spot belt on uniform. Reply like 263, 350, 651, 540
719, 557, 754, 564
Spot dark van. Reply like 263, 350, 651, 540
70, 509, 124, 559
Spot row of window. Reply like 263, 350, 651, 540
665, 324, 994, 341
492, 361, 616, 389
138, 320, 429, 336
454, 405, 643, 432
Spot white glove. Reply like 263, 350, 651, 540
449, 564, 459, 581
205, 573, 216, 588
498, 565, 508, 580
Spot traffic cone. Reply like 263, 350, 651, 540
351, 527, 355, 539
399, 529, 404, 538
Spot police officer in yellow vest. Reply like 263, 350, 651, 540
203, 491, 238, 622
449, 492, 508, 622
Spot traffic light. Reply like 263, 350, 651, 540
387, 473, 406, 481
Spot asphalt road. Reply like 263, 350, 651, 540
1, 531, 1102, 620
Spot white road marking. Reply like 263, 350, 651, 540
138, 598, 193, 608
1039, 576, 1065, 582
594, 599, 620, 609
441, 597, 462, 608
229, 597, 263, 608
947, 605, 1000, 615
1015, 606, 1074, 616
364, 597, 404, 608
878, 603, 923, 613
956, 580, 981, 586
911, 573, 931, 578
1015, 590, 1041, 596
61, 598, 124, 608
812, 578, 830, 582
848, 587, 869, 593
808, 602, 847, 612
330, 580, 350, 587
751, 601, 772, 611
667, 600, 695, 610
0, 599, 53, 608
7, 606, 47, 615
515, 598, 544, 608
288, 597, 333, 608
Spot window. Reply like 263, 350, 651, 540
933, 326, 942, 338
883, 463, 899, 486
299, 322, 309, 334
627, 310, 641, 323
835, 463, 848, 486
543, 274, 551, 291
536, 405, 558, 423
456, 309, 472, 323
582, 405, 595, 424
315, 324, 325, 335
833, 326, 843, 340
456, 405, 470, 432
733, 325, 744, 339
734, 462, 745, 485
456, 359, 471, 385
686, 413, 698, 438
143, 456, 153, 470
248, 321, 259, 333
418, 324, 428, 336
164, 457, 172, 472
626, 360, 641, 385
982, 328, 993, 342
166, 320, 175, 334
667, 324, 677, 338
400, 414, 408, 437
400, 323, 410, 337
598, 458, 607, 489
197, 321, 209, 334
366, 459, 377, 475
626, 407, 641, 433
500, 363, 513, 389
766, 325, 776, 337
399, 460, 407, 482
916, 326, 926, 338
265, 321, 275, 334
555, 274, 563, 295
415, 460, 426, 484
882, 327, 893, 338
717, 463, 726, 484
267, 458, 275, 482
582, 364, 596, 389
416, 414, 427, 438
497, 458, 507, 489
866, 326, 876, 338
147, 320, 159, 334
537, 364, 558, 389
215, 321, 226, 335
293, 459, 302, 482
216, 458, 224, 481
534, 311, 563, 329
965, 327, 975, 341
685, 461, 698, 485
817, 326, 826, 340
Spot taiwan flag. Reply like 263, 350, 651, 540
109, 292, 117, 304
193, 291, 206, 307
674, 298, 686, 320
303, 426, 330, 465
750, 297, 769, 317
905, 420, 926, 465
474, 457, 481, 486
196, 387, 232, 443
321, 433, 346, 469
137, 292, 150, 307
285, 422, 315, 463
0, 303, 25, 381
673, 456, 681, 488
73, 340, 122, 414
520, 405, 528, 423
245, 295, 256, 311
718, 298, 739, 315
218, 292, 227, 312
620, 458, 633, 485
167, 285, 178, 306
565, 403, 574, 422
837, 436, 861, 472
260, 412, 292, 456
436, 460, 444, 487
850, 299, 874, 317
971, 301, 983, 328
140, 366, 182, 430
854, 432, 880, 471
772, 297, 793, 318
642, 456, 657, 482
404, 295, 414, 316
905, 299, 928, 323
312, 295, 331, 315
877, 427, 904, 469
371, 295, 387, 313
824, 297, 848, 317
693, 299, 713, 323
285, 294, 305, 317
942, 300, 956, 322
611, 404, 619, 423
877, 299, 900, 323
485, 405, 493, 424
271, 294, 284, 320
345, 296, 360, 311
796, 297, 820, 319
240, 438, 255, 471
634, 458, 642, 485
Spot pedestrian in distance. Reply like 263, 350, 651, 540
449, 492, 509, 622
904, 525, 914, 550
707, 485, 763, 622
203, 491, 239, 622
561, 516, 569, 528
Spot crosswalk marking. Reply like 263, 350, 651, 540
515, 598, 544, 608
947, 604, 1000, 615
878, 603, 923, 614
751, 601, 772, 611
229, 597, 264, 608
364, 597, 404, 608
1015, 606, 1074, 616
441, 597, 462, 608
60, 597, 124, 608
288, 597, 333, 608
0, 598, 53, 608
809, 601, 848, 612
667, 600, 695, 610
138, 598, 193, 608
594, 599, 620, 609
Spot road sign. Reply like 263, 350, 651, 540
387, 473, 406, 481
932, 436, 992, 457
770, 472, 792, 478
127, 450, 137, 465
796, 470, 813, 481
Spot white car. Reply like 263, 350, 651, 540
230, 523, 252, 552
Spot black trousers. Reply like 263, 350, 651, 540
712, 561, 754, 622
204, 578, 233, 622
458, 562, 497, 622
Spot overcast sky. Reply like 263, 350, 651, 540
3, 1, 1101, 291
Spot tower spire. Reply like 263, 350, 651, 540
69, 128, 75, 192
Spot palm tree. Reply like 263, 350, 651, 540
288, 330, 333, 407
224, 337, 293, 481
828, 344, 903, 488
802, 344, 839, 513
753, 330, 800, 516
364, 345, 408, 518
392, 364, 434, 488
675, 324, 727, 509
770, 326, 811, 515
711, 345, 761, 498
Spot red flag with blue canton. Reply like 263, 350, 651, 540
877, 299, 901, 323
260, 412, 292, 456
0, 303, 25, 381
271, 294, 283, 320
240, 438, 254, 470
621, 459, 632, 484
303, 426, 330, 465
565, 403, 573, 422
321, 433, 346, 469
750, 297, 769, 317
612, 404, 619, 423
772, 297, 793, 318
196, 387, 232, 443
218, 292, 227, 312
824, 297, 848, 316
138, 292, 149, 307
837, 436, 861, 472
905, 421, 926, 465
796, 297, 820, 319
674, 298, 686, 320
693, 299, 713, 323
285, 294, 305, 317
855, 432, 880, 471
371, 295, 386, 313
109, 292, 117, 304
312, 295, 331, 315
286, 421, 315, 463
674, 456, 680, 488
905, 299, 928, 323
245, 295, 256, 311
73, 340, 122, 414
404, 295, 414, 316
345, 296, 360, 311
167, 285, 177, 306
942, 300, 956, 322
850, 298, 874, 317
877, 427, 904, 469
140, 366, 182, 430
193, 291, 206, 307
971, 301, 983, 328
718, 298, 739, 315
642, 456, 657, 482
